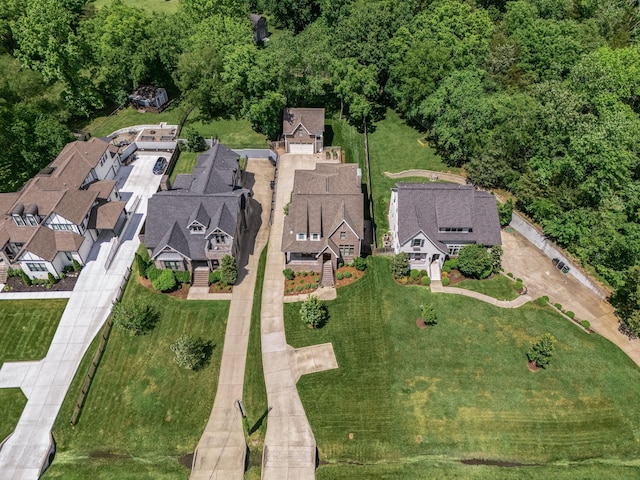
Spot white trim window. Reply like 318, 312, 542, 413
26, 262, 47, 272
297, 233, 306, 241
412, 238, 424, 247
310, 233, 320, 241
447, 244, 465, 256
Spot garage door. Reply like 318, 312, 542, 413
289, 143, 315, 154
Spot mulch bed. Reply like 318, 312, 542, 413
2, 273, 79, 293
335, 266, 363, 288
527, 360, 539, 372
444, 269, 465, 285
284, 271, 320, 296
416, 318, 428, 329
138, 276, 190, 300
209, 283, 233, 294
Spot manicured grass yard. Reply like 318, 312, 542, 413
455, 274, 520, 301
44, 270, 230, 479
169, 151, 197, 184
92, 0, 179, 14
0, 299, 66, 444
85, 105, 269, 148
284, 257, 640, 478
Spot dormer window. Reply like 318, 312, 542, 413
310, 233, 320, 241
25, 215, 38, 226
297, 233, 306, 240
438, 227, 472, 233
298, 131, 303, 137
190, 224, 205, 234
13, 215, 25, 226
213, 234, 225, 244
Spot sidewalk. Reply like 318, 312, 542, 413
190, 159, 274, 480
0, 291, 73, 300
0, 157, 162, 480
430, 282, 532, 308
260, 154, 340, 480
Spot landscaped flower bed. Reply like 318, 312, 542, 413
335, 265, 363, 288
395, 269, 431, 286
284, 271, 320, 296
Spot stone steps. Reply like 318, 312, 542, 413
321, 261, 334, 287
192, 267, 209, 288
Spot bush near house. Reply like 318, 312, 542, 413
457, 244, 493, 279
146, 265, 161, 282
152, 269, 177, 292
209, 270, 221, 284
392, 252, 410, 279
352, 257, 367, 271
220, 255, 238, 285
283, 268, 294, 280
175, 270, 191, 284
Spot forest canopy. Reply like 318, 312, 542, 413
2, 0, 640, 320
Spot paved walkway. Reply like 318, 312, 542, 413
260, 154, 340, 480
501, 229, 640, 366
190, 159, 274, 480
430, 282, 532, 308
187, 287, 233, 301
0, 156, 164, 480
384, 169, 466, 185
283, 288, 337, 304
0, 291, 73, 300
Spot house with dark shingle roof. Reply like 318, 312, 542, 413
282, 163, 364, 285
144, 142, 250, 282
0, 138, 125, 279
282, 108, 325, 154
388, 183, 501, 279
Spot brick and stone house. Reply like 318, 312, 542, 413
0, 138, 126, 279
388, 183, 501, 279
282, 107, 324, 154
144, 141, 251, 286
281, 163, 363, 285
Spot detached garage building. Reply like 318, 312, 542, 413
282, 107, 324, 154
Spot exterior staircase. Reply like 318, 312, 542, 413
321, 261, 334, 287
192, 267, 209, 288
0, 264, 7, 283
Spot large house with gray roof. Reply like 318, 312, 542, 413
0, 137, 125, 280
144, 142, 250, 285
388, 183, 502, 279
282, 107, 325, 154
282, 163, 364, 285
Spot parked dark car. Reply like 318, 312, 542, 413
552, 257, 560, 266
562, 265, 570, 274
153, 157, 167, 175
557, 261, 565, 270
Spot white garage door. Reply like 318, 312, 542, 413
289, 143, 315, 154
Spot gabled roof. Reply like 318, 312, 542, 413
282, 108, 325, 136
281, 163, 363, 253
395, 183, 502, 249
53, 190, 99, 225
179, 142, 240, 194
20, 227, 85, 262
86, 180, 117, 200
188, 203, 210, 229
206, 202, 237, 237
87, 201, 126, 230
151, 222, 190, 259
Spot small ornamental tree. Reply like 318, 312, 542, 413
300, 295, 328, 329
457, 244, 493, 279
220, 255, 238, 285
392, 252, 410, 279
527, 333, 556, 369
625, 310, 640, 337
420, 304, 438, 325
135, 253, 150, 277
112, 302, 159, 336
353, 257, 366, 271
170, 335, 211, 370
498, 199, 513, 226
186, 128, 206, 152
152, 269, 177, 291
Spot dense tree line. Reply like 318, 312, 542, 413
2, 0, 640, 321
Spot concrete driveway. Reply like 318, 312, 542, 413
501, 229, 640, 365
0, 154, 164, 480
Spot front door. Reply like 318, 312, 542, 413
323, 253, 331, 263
431, 254, 440, 263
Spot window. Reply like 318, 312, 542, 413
50, 224, 74, 231
13, 215, 25, 226
190, 224, 204, 233
26, 262, 47, 272
213, 234, 226, 244
412, 238, 424, 247
447, 244, 465, 256
297, 233, 306, 241
339, 231, 346, 239
339, 245, 355, 257
310, 233, 320, 241
25, 215, 38, 226
298, 131, 304, 137
438, 227, 472, 233
64, 252, 74, 261
164, 261, 180, 270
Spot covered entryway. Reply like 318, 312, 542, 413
288, 143, 315, 154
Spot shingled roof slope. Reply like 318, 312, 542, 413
282, 108, 325, 136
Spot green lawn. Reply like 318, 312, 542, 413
92, 0, 179, 14
0, 299, 66, 444
169, 151, 197, 184
283, 257, 640, 478
243, 246, 269, 480
85, 105, 269, 148
0, 299, 67, 365
455, 274, 520, 301
44, 270, 230, 479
